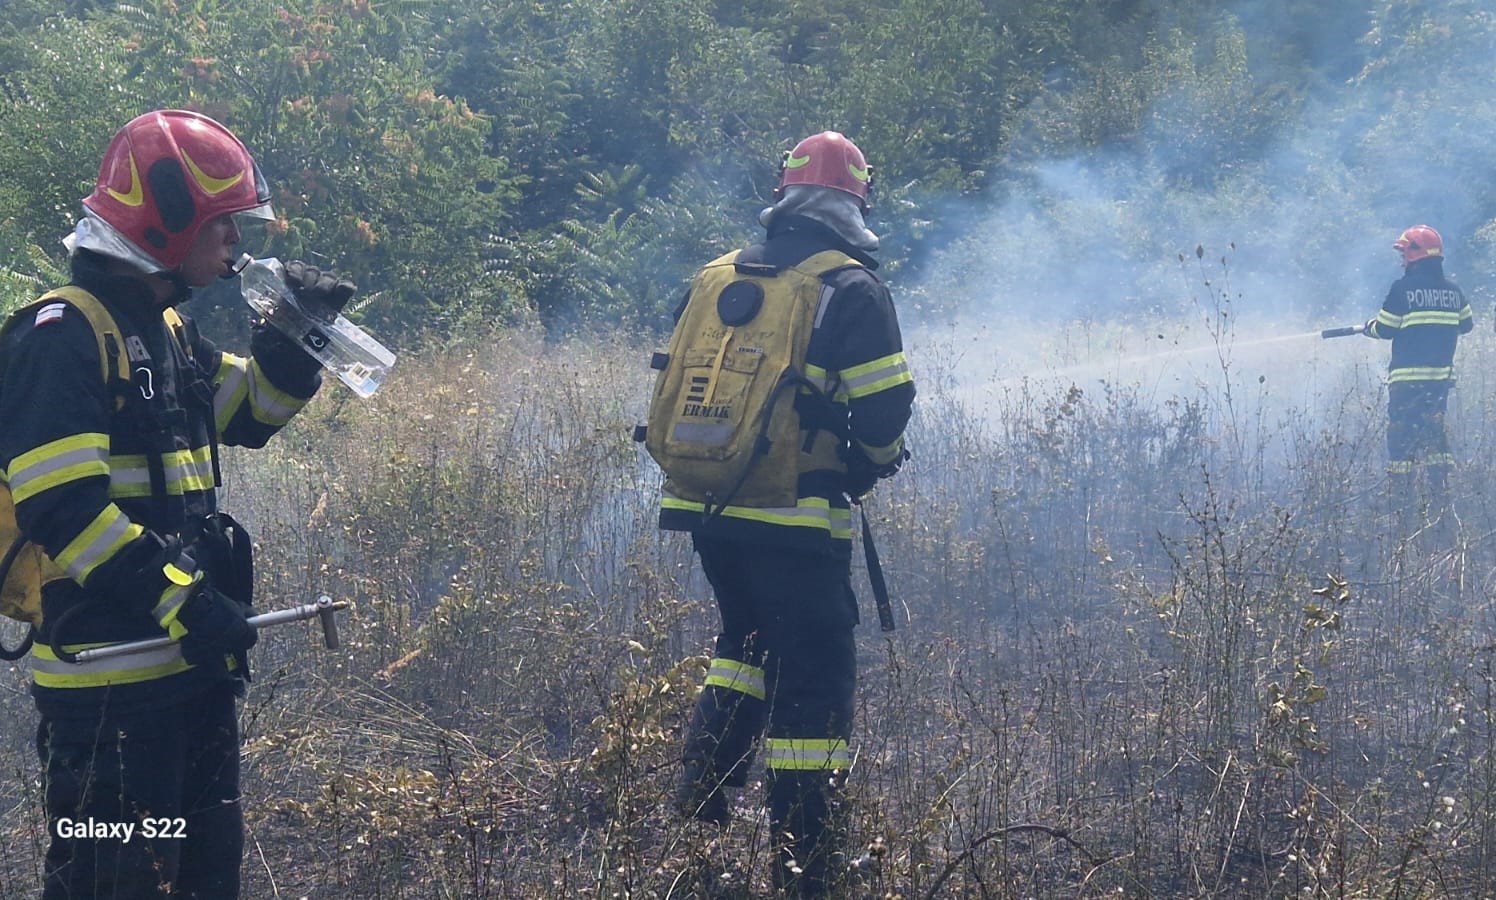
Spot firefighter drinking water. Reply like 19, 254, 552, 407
0, 109, 357, 899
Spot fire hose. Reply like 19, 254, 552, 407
1321, 324, 1366, 339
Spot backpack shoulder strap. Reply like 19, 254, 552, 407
793, 249, 861, 279
161, 306, 192, 362
21, 287, 134, 409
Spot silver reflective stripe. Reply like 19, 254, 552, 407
31, 643, 183, 678
57, 508, 136, 582
663, 493, 836, 529
214, 355, 252, 431
764, 738, 853, 770
110, 448, 215, 493
841, 357, 911, 397
803, 364, 834, 394
7, 444, 109, 498
672, 422, 734, 445
813, 283, 835, 329
245, 359, 305, 424
705, 658, 766, 700
152, 579, 194, 627
1402, 310, 1465, 326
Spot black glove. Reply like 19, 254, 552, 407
844, 446, 909, 501
284, 259, 357, 314
175, 585, 257, 670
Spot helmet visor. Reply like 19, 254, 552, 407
234, 161, 275, 221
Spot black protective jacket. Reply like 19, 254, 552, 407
1366, 257, 1473, 383
0, 250, 321, 719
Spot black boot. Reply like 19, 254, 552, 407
768, 769, 846, 897
674, 757, 732, 826
1425, 465, 1454, 547
675, 663, 766, 826
1387, 470, 1417, 540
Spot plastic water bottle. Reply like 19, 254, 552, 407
235, 255, 396, 399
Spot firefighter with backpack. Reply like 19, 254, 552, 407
0, 110, 356, 898
641, 131, 915, 895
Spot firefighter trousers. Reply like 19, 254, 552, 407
1387, 381, 1454, 473
38, 682, 244, 899
681, 534, 858, 896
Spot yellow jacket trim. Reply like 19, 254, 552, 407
1400, 310, 1468, 327
840, 351, 912, 399
704, 657, 767, 700
54, 504, 143, 583
31, 639, 190, 688
1388, 366, 1455, 383
661, 494, 853, 539
108, 446, 216, 498
152, 569, 201, 634
6, 433, 110, 504
214, 354, 307, 429
764, 737, 853, 770
245, 357, 307, 424
857, 435, 906, 466
213, 354, 253, 432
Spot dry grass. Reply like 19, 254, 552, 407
2, 318, 1496, 897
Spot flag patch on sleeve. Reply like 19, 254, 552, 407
34, 303, 67, 327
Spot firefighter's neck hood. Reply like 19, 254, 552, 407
65, 213, 192, 307
759, 184, 879, 252
65, 210, 170, 277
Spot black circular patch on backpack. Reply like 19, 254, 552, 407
717, 281, 763, 326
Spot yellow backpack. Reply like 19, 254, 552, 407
0, 287, 185, 634
640, 249, 855, 514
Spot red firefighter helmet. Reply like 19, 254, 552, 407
83, 110, 272, 270
775, 131, 873, 208
1393, 225, 1443, 267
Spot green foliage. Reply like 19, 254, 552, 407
106, 0, 527, 333
0, 14, 152, 256
0, 0, 1491, 332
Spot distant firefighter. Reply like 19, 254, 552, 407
640, 130, 914, 895
1363, 224, 1473, 522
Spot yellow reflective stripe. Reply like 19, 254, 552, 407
1401, 310, 1466, 327
6, 434, 110, 504
857, 435, 905, 466
152, 570, 200, 629
31, 640, 189, 688
764, 738, 853, 770
245, 357, 307, 425
1424, 453, 1456, 468
1387, 460, 1415, 474
662, 495, 853, 539
108, 447, 216, 497
803, 365, 835, 394
1376, 309, 1403, 329
840, 352, 912, 399
704, 658, 766, 700
1388, 366, 1454, 382
53, 505, 143, 583
213, 353, 252, 432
